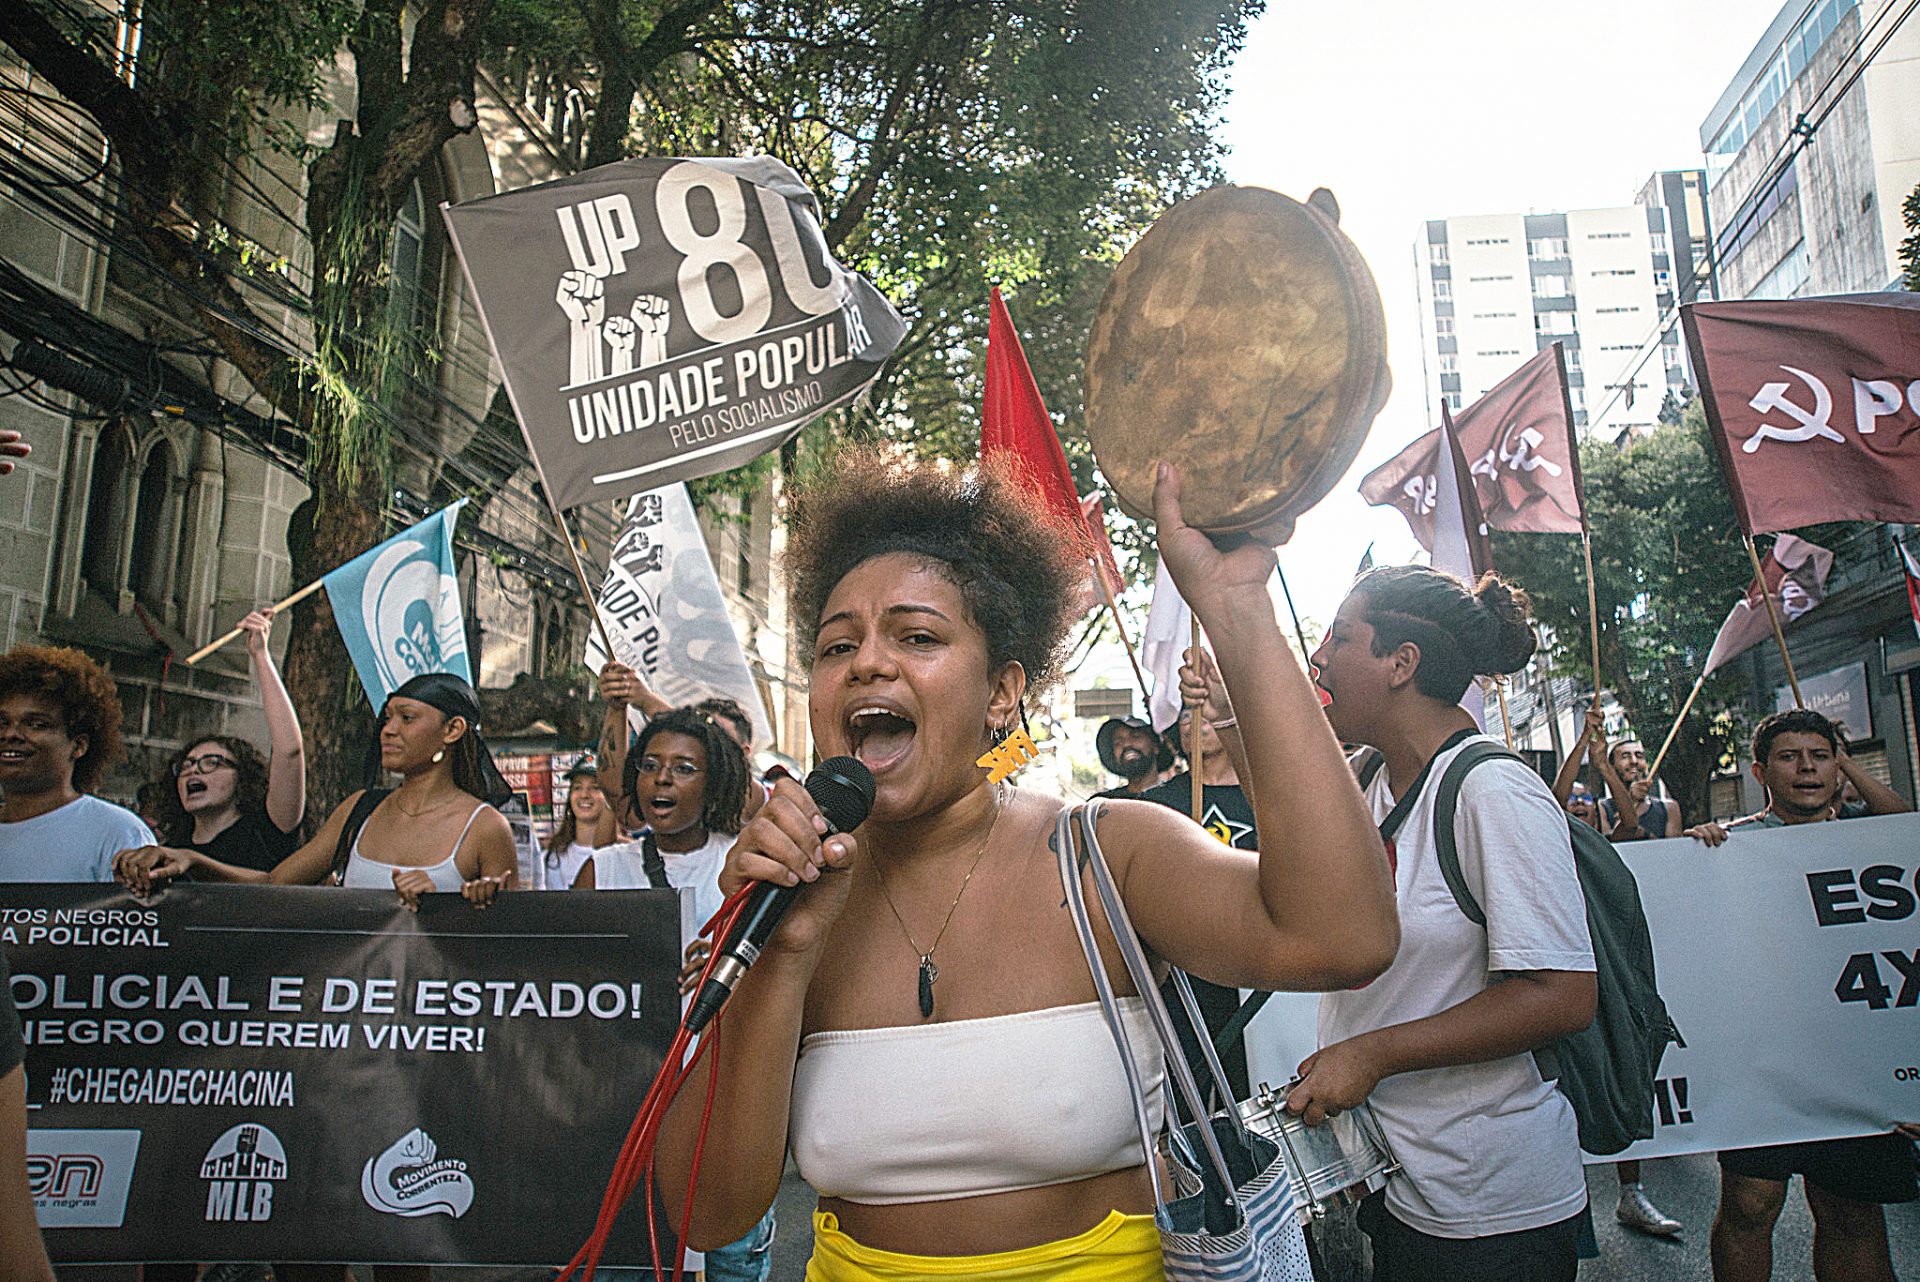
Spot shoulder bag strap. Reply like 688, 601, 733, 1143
1430, 740, 1523, 927
329, 788, 392, 886
1071, 802, 1250, 1222
640, 833, 668, 888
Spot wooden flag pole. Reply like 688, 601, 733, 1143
1648, 671, 1707, 781
1580, 525, 1603, 698
1091, 556, 1154, 716
1492, 678, 1516, 749
1743, 533, 1805, 707
523, 453, 617, 662
184, 577, 326, 666
1190, 615, 1205, 825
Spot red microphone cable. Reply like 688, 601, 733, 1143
562, 882, 755, 1282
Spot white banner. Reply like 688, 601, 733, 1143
584, 483, 771, 748
1243, 814, 1920, 1160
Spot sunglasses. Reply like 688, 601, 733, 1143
174, 753, 237, 776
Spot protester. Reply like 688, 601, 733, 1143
1140, 674, 1259, 1101
1600, 736, 1681, 838
143, 609, 306, 872
0, 644, 154, 881
572, 705, 775, 1281
1295, 563, 1596, 1282
116, 673, 515, 910
0, 946, 55, 1282
542, 757, 609, 889
1091, 714, 1169, 799
654, 454, 1396, 1274
1685, 708, 1916, 1282
1548, 707, 1685, 1235
1563, 781, 1599, 828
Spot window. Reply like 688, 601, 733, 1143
1464, 237, 1510, 246
1565, 350, 1582, 372
80, 422, 134, 599
1596, 305, 1640, 314
1528, 237, 1569, 258
1533, 275, 1572, 298
1651, 232, 1669, 254
1429, 242, 1449, 265
1536, 311, 1575, 335
1472, 310, 1517, 319
387, 180, 431, 333
1446, 392, 1463, 411
129, 441, 182, 614
1434, 316, 1454, 336
1468, 274, 1514, 283
1598, 268, 1638, 277
1433, 278, 1452, 300
1439, 353, 1458, 374
532, 598, 572, 678
1587, 231, 1631, 240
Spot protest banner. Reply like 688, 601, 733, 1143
1243, 813, 1920, 1161
8, 884, 682, 1264
583, 482, 772, 747
442, 156, 907, 511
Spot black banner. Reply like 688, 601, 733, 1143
4, 884, 682, 1264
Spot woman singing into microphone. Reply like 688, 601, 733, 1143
657, 453, 1399, 1279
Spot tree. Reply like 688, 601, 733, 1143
1902, 178, 1920, 291
1490, 402, 1754, 822
3, 0, 1257, 812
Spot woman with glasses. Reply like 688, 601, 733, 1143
573, 706, 775, 1282
143, 609, 306, 873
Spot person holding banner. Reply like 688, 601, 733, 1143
1682, 709, 1915, 1282
1295, 564, 1596, 1281
0, 645, 154, 882
116, 674, 516, 909
1, 947, 56, 1282
144, 608, 307, 872
655, 455, 1398, 1277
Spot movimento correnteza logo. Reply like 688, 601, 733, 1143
361, 1127, 474, 1219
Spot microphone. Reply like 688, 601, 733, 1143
683, 756, 874, 1033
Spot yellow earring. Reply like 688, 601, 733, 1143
976, 726, 1038, 784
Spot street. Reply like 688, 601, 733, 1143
764, 1153, 1920, 1280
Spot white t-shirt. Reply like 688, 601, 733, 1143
1319, 734, 1594, 1239
543, 840, 597, 891
589, 830, 730, 951
0, 795, 157, 883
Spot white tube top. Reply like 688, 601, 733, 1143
789, 998, 1166, 1206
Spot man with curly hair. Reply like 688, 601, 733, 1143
0, 645, 153, 882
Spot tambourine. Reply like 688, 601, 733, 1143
1085, 185, 1391, 535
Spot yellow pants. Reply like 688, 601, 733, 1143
805, 1209, 1163, 1281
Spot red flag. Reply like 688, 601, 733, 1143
1899, 540, 1920, 641
1453, 344, 1585, 534
981, 287, 1123, 595
1702, 533, 1833, 675
1684, 292, 1920, 533
1436, 403, 1495, 580
1358, 428, 1442, 550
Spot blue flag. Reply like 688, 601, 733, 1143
322, 501, 472, 708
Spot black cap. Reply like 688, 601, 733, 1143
1097, 716, 1166, 776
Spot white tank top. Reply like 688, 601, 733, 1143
342, 802, 486, 893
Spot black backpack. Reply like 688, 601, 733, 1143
1428, 740, 1682, 1155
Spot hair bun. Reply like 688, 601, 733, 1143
1472, 573, 1538, 675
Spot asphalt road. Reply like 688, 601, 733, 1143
764, 1153, 1920, 1280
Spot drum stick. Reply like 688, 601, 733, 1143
184, 578, 325, 665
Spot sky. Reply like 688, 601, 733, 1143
1188, 0, 1790, 638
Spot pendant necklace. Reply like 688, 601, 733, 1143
872, 790, 1004, 1020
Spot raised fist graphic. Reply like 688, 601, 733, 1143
603, 315, 638, 376
631, 294, 672, 369
556, 269, 607, 386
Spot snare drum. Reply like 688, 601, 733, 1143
1238, 1080, 1399, 1225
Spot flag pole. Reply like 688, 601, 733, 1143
1492, 678, 1516, 749
1189, 615, 1205, 825
184, 577, 326, 665
1648, 671, 1707, 781
1091, 556, 1154, 716
526, 457, 617, 662
1274, 561, 1316, 668
1743, 534, 1805, 707
1580, 525, 1603, 697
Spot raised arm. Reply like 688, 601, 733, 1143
1839, 740, 1913, 816
595, 661, 665, 833
1103, 466, 1398, 992
1551, 707, 1601, 807
242, 608, 306, 834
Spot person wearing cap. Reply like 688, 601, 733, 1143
543, 756, 611, 889
116, 673, 517, 910
1092, 714, 1170, 799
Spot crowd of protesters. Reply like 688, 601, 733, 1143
0, 442, 1917, 1278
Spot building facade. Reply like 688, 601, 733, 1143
1413, 204, 1687, 441
1700, 0, 1920, 299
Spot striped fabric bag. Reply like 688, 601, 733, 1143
1056, 802, 1314, 1282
